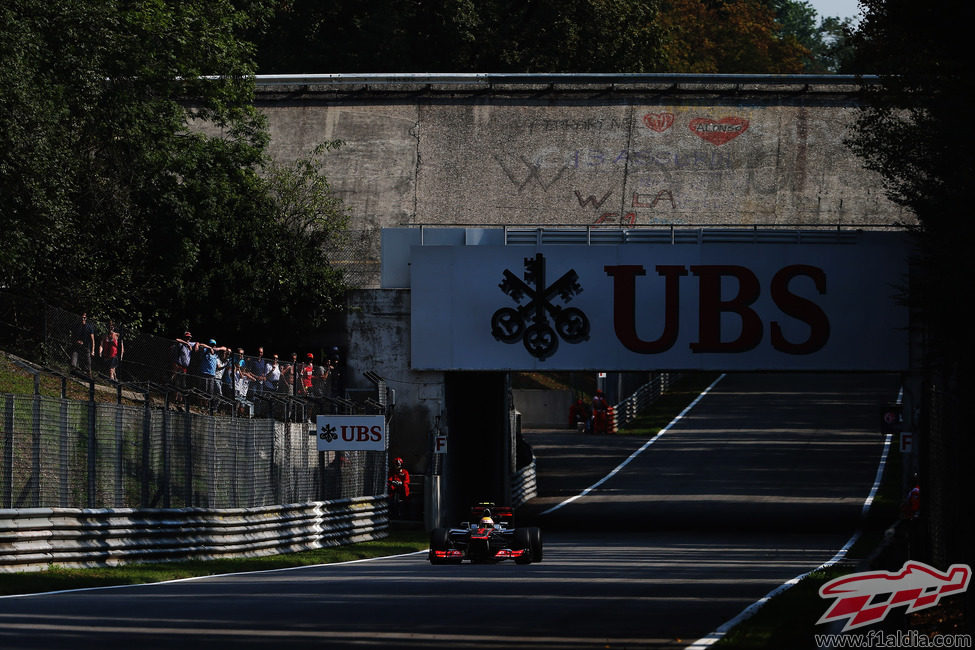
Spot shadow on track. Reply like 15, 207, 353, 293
516, 372, 900, 536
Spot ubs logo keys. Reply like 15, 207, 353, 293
491, 253, 590, 360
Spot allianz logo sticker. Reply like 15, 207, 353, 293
817, 560, 971, 632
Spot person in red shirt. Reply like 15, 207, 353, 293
387, 457, 411, 519
300, 352, 315, 395
98, 321, 124, 381
569, 397, 589, 431
591, 390, 609, 435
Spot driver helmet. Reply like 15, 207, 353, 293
479, 516, 494, 529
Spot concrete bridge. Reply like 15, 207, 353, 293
251, 74, 913, 521
255, 73, 911, 288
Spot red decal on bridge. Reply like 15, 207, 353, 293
642, 113, 675, 132
688, 117, 749, 146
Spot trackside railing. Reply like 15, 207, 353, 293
611, 372, 683, 431
0, 497, 387, 572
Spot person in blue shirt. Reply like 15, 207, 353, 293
198, 339, 228, 396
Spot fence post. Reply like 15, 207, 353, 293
60, 398, 69, 507
184, 411, 193, 506
115, 403, 124, 506
208, 417, 216, 507
142, 391, 151, 507
88, 379, 96, 508
32, 393, 41, 507
3, 395, 13, 508
161, 394, 171, 508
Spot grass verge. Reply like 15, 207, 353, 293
0, 527, 429, 597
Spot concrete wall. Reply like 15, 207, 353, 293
256, 78, 913, 293
513, 389, 576, 429
345, 288, 444, 473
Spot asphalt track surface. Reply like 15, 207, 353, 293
0, 372, 899, 649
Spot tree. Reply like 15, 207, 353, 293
0, 0, 350, 347
254, 0, 664, 73
847, 0, 975, 578
657, 0, 810, 73
765, 0, 856, 72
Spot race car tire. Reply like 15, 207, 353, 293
514, 528, 533, 564
528, 526, 543, 563
429, 527, 460, 564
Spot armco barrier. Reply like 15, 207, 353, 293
511, 459, 537, 509
0, 496, 387, 572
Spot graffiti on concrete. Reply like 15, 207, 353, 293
642, 112, 675, 132
516, 117, 636, 133
633, 190, 676, 210
574, 189, 615, 209
592, 190, 682, 226
569, 148, 734, 170
688, 117, 750, 146
495, 154, 572, 192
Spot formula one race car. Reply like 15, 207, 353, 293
429, 503, 543, 565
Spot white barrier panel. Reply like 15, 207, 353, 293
0, 497, 388, 573
411, 234, 910, 371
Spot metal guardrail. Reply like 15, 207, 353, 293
0, 496, 388, 572
254, 72, 879, 89
612, 372, 683, 431
511, 459, 538, 509
502, 226, 871, 246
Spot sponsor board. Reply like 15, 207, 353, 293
411, 235, 910, 371
315, 415, 386, 452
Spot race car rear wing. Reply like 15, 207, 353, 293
470, 503, 514, 525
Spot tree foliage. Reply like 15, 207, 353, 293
1, 0, 350, 348
657, 0, 810, 73
255, 0, 665, 73
847, 0, 975, 350
847, 0, 975, 571
253, 0, 848, 74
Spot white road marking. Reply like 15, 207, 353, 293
539, 373, 727, 516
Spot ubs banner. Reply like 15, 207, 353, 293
410, 234, 910, 371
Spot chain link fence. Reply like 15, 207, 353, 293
1, 290, 388, 510
0, 392, 384, 509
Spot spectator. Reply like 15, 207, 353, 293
265, 353, 281, 391
169, 331, 197, 409
280, 352, 298, 394
170, 332, 196, 386
98, 321, 123, 382
69, 311, 95, 377
198, 339, 228, 396
214, 348, 230, 397
312, 356, 332, 398
250, 346, 270, 396
233, 347, 256, 416
300, 352, 315, 396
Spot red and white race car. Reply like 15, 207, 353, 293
429, 503, 543, 565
